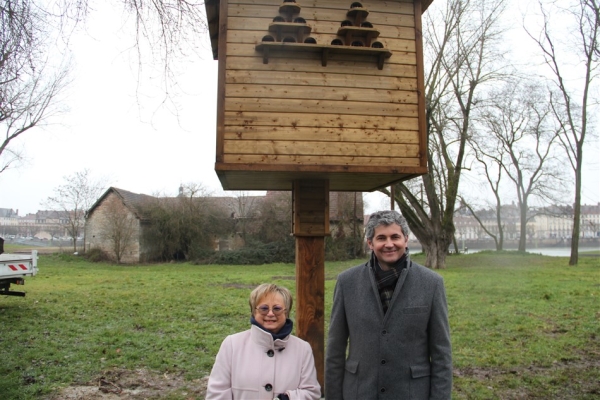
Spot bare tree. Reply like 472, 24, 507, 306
330, 192, 364, 259
461, 127, 507, 251
526, 0, 599, 264
99, 195, 136, 263
45, 169, 106, 252
459, 199, 505, 250
1, 0, 206, 180
61, 0, 207, 109
0, 0, 71, 175
470, 81, 564, 251
383, 0, 508, 268
226, 191, 261, 245
255, 191, 293, 244
142, 183, 233, 261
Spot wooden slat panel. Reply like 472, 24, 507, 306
227, 47, 417, 69
214, 0, 427, 193
217, 163, 425, 176
293, 179, 329, 235
226, 69, 418, 91
228, 0, 415, 15
224, 126, 420, 143
296, 204, 327, 214
225, 83, 418, 104
223, 111, 419, 130
227, 18, 416, 41
414, 0, 428, 169
226, 0, 414, 5
226, 42, 416, 64
226, 27, 416, 46
217, 172, 422, 191
224, 139, 420, 157
297, 222, 326, 234
225, 55, 417, 76
330, 0, 415, 14
226, 30, 417, 53
215, 0, 229, 160
226, 4, 416, 26
224, 97, 419, 117
222, 154, 422, 166
228, 13, 415, 32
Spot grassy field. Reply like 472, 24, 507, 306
0, 251, 598, 399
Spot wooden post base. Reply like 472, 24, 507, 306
295, 236, 325, 393
292, 179, 328, 394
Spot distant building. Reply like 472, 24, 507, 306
84, 187, 365, 263
85, 187, 155, 263
455, 202, 600, 242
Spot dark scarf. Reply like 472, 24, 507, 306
370, 248, 409, 314
250, 315, 293, 341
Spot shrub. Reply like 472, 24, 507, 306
325, 237, 363, 261
192, 239, 295, 265
84, 247, 111, 263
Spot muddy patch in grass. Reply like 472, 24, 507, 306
45, 368, 208, 400
454, 358, 600, 399
222, 283, 256, 289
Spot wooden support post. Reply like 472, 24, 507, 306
293, 180, 329, 394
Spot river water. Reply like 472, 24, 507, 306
410, 246, 599, 257
516, 247, 599, 257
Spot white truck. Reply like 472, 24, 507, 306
0, 237, 38, 297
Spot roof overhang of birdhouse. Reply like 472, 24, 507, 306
215, 167, 427, 191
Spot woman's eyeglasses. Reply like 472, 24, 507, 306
256, 305, 286, 315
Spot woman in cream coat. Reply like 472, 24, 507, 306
206, 284, 321, 400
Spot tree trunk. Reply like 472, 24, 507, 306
393, 179, 454, 270
569, 157, 583, 265
413, 223, 452, 269
452, 236, 459, 254
422, 239, 451, 269
518, 202, 527, 252
496, 232, 503, 251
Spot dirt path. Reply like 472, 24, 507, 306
45, 369, 208, 400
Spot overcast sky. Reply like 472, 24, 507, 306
0, 2, 226, 215
0, 0, 598, 217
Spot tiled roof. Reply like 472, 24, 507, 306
89, 187, 365, 222
110, 188, 156, 220
0, 208, 16, 218
87, 187, 156, 220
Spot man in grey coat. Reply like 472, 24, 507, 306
325, 210, 452, 399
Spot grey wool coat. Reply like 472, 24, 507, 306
325, 254, 452, 400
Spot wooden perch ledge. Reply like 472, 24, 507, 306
255, 42, 392, 69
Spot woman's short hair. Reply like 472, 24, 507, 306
365, 210, 410, 241
249, 283, 293, 318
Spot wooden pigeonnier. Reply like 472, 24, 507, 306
205, 0, 433, 391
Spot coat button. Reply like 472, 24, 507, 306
381, 359, 386, 365
267, 350, 274, 357
380, 387, 386, 393
382, 330, 387, 335
265, 384, 273, 392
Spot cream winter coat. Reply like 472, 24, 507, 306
206, 325, 321, 400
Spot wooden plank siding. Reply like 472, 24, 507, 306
213, 0, 428, 191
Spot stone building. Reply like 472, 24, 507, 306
84, 187, 365, 263
85, 187, 154, 263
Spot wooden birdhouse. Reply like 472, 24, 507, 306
204, 1, 434, 390
205, 0, 433, 192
